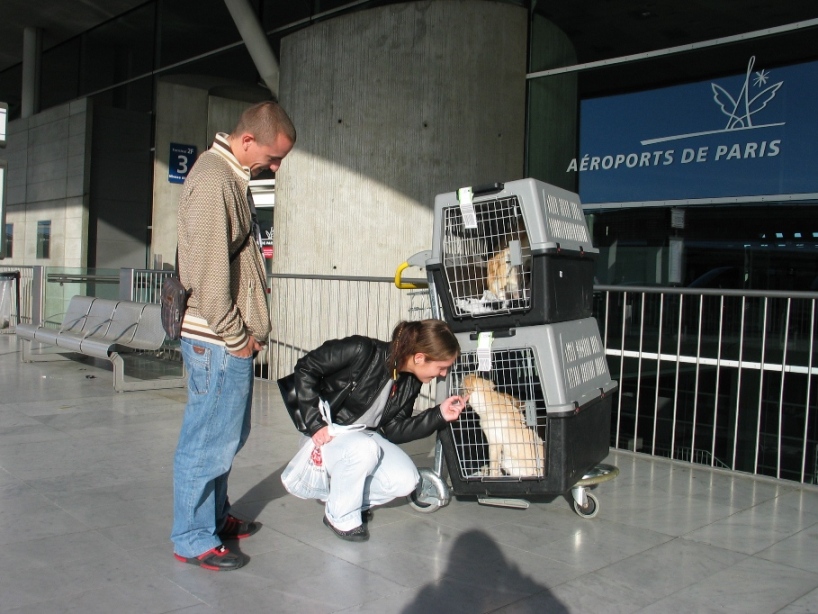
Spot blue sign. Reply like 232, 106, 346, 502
168, 143, 197, 184
571, 57, 818, 204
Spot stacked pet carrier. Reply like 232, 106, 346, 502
422, 179, 618, 517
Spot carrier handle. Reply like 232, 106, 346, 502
471, 182, 505, 197
469, 328, 516, 340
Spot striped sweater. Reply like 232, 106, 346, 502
176, 133, 271, 351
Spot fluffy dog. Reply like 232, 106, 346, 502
486, 246, 522, 301
461, 374, 544, 477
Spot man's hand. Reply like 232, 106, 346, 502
230, 337, 264, 358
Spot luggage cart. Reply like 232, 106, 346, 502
395, 254, 619, 518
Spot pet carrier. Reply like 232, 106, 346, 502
407, 319, 618, 518
439, 320, 616, 499
425, 179, 597, 333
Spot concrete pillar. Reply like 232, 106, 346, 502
21, 27, 42, 119
274, 0, 529, 278
150, 78, 268, 268
151, 81, 209, 269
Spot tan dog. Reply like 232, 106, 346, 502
461, 374, 544, 477
486, 246, 522, 301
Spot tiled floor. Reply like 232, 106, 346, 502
1, 333, 817, 613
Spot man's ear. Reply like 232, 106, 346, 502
240, 133, 255, 150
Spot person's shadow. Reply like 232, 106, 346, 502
230, 464, 290, 518
402, 529, 568, 613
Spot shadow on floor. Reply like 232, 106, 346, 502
402, 529, 569, 613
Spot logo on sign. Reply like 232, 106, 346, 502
642, 56, 784, 146
568, 56, 786, 174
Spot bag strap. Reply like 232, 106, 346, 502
319, 399, 366, 436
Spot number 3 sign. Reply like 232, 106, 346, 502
168, 143, 197, 184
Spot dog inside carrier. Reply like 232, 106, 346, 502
427, 179, 598, 332
441, 319, 618, 492
447, 348, 547, 481
441, 196, 533, 317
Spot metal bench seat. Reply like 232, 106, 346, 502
17, 296, 185, 392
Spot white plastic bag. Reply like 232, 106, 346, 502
281, 436, 330, 500
281, 399, 366, 500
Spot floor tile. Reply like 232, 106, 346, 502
1, 334, 817, 613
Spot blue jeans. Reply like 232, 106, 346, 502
321, 431, 420, 531
171, 338, 254, 558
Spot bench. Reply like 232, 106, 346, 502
17, 295, 186, 392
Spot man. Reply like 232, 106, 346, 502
171, 101, 296, 571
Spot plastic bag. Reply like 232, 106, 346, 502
280, 399, 366, 500
281, 436, 330, 500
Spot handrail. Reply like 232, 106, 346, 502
46, 273, 120, 284
595, 284, 818, 299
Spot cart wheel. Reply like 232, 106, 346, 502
408, 467, 449, 513
408, 492, 440, 513
573, 492, 599, 518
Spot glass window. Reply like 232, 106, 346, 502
261, 0, 312, 32
0, 64, 23, 121
80, 4, 157, 95
587, 205, 818, 291
90, 74, 154, 114
531, 5, 818, 71
40, 38, 81, 111
36, 221, 50, 259
158, 0, 242, 68
4, 224, 11, 258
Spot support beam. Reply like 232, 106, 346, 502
223, 0, 279, 98
21, 27, 42, 118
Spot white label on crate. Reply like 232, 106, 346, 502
457, 187, 478, 229
476, 332, 493, 372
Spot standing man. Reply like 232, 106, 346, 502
171, 101, 296, 571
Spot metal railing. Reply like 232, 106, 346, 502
118, 268, 817, 484
121, 268, 178, 303
266, 273, 436, 410
596, 285, 817, 484
0, 265, 40, 331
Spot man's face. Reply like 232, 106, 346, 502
237, 132, 294, 177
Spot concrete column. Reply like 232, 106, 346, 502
274, 0, 528, 278
151, 81, 210, 268
21, 27, 42, 119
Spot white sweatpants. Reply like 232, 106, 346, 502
320, 431, 420, 531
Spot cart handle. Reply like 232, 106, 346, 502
394, 261, 428, 290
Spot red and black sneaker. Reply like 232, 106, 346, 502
174, 545, 245, 571
218, 514, 262, 540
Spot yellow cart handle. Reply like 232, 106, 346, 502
395, 261, 425, 289
395, 250, 432, 289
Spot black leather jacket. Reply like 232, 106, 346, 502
293, 335, 447, 443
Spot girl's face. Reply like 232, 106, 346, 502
405, 353, 457, 383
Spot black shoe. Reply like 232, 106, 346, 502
323, 515, 369, 542
174, 545, 245, 571
218, 514, 261, 540
361, 509, 373, 523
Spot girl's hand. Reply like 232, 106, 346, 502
440, 395, 467, 422
311, 425, 333, 447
